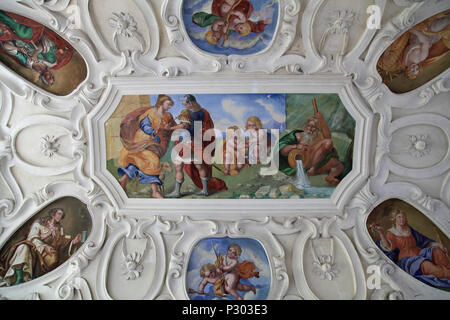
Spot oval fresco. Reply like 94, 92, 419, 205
0, 197, 92, 287
367, 199, 450, 291
0, 10, 87, 96
377, 9, 450, 94
182, 0, 279, 55
186, 237, 271, 300
105, 93, 355, 199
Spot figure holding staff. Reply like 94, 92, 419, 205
278, 98, 345, 185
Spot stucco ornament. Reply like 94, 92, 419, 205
313, 255, 338, 280
109, 12, 138, 38
408, 134, 431, 158
120, 236, 147, 281
40, 135, 60, 158
0, 0, 448, 302
109, 12, 145, 52
311, 238, 339, 281
121, 252, 144, 280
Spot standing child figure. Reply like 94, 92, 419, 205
215, 244, 258, 300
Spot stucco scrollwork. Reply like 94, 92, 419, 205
0, 0, 448, 302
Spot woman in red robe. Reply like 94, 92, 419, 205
373, 209, 450, 288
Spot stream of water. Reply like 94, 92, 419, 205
291, 160, 334, 198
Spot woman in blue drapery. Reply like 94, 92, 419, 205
372, 209, 450, 289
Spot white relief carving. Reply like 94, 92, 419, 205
95, 217, 167, 300
31, 183, 55, 206
0, 136, 12, 161
346, 181, 378, 215
0, 85, 21, 221
66, 4, 82, 30
292, 217, 367, 300
109, 12, 138, 39
31, 0, 71, 12
441, 173, 450, 208
319, 9, 356, 72
386, 114, 450, 179
326, 10, 356, 35
410, 189, 441, 212
0, 199, 15, 219
109, 12, 145, 53
313, 255, 337, 280
393, 0, 425, 7
156, 294, 173, 300
283, 294, 303, 300
40, 135, 60, 158
0, 0, 448, 302
370, 284, 404, 300
24, 292, 41, 300
418, 75, 450, 105
311, 238, 338, 281
13, 0, 71, 32
312, 255, 338, 281
122, 252, 144, 280
408, 134, 431, 158
57, 275, 93, 300
120, 237, 147, 281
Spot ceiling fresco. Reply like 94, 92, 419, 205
0, 0, 448, 302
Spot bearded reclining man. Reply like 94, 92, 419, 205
278, 112, 344, 186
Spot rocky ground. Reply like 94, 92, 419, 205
107, 158, 335, 199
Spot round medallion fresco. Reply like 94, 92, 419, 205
0, 197, 92, 287
182, 0, 279, 56
186, 237, 271, 300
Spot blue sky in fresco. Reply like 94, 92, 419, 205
186, 237, 271, 300
149, 93, 286, 133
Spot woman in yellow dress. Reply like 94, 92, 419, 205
117, 94, 176, 198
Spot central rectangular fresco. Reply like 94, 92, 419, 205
105, 93, 355, 199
